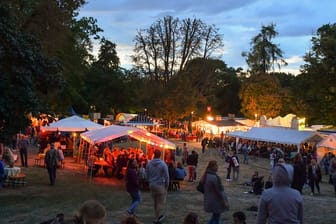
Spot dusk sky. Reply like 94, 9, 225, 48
78, 0, 336, 74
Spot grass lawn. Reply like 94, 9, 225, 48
1, 140, 336, 223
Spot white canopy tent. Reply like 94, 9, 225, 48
80, 124, 176, 150
227, 127, 323, 151
316, 134, 336, 163
41, 115, 103, 132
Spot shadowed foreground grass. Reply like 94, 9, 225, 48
1, 142, 336, 223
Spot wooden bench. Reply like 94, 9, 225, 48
7, 173, 26, 187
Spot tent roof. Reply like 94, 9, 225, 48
227, 127, 323, 145
41, 115, 103, 132
317, 133, 336, 150
193, 119, 247, 127
80, 125, 176, 149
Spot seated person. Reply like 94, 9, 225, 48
243, 171, 259, 186
244, 171, 264, 194
175, 162, 187, 181
115, 153, 127, 179
252, 176, 264, 195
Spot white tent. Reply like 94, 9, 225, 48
316, 134, 336, 163
80, 124, 176, 149
227, 127, 323, 150
41, 115, 103, 132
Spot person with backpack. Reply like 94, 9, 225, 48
45, 143, 60, 186
231, 152, 240, 182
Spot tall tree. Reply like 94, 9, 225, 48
158, 58, 240, 125
133, 16, 224, 84
82, 38, 129, 116
0, 3, 63, 143
13, 0, 103, 114
299, 23, 336, 125
242, 23, 287, 74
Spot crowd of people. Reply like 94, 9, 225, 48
2, 129, 336, 224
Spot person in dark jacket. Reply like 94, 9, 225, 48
45, 143, 59, 186
125, 158, 141, 216
187, 150, 198, 182
18, 135, 29, 167
307, 159, 322, 195
291, 153, 306, 194
202, 160, 229, 224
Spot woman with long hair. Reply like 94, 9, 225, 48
202, 160, 229, 224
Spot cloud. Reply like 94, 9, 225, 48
79, 0, 336, 73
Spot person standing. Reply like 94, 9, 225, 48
202, 160, 229, 224
187, 150, 198, 182
146, 149, 169, 224
182, 143, 188, 166
45, 143, 59, 186
125, 158, 141, 216
225, 152, 233, 181
241, 143, 249, 164
18, 135, 29, 167
291, 153, 306, 194
231, 152, 240, 182
201, 138, 208, 154
307, 159, 322, 195
256, 163, 303, 224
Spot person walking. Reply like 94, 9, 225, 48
45, 143, 60, 186
146, 149, 169, 224
187, 150, 198, 182
202, 160, 229, 224
182, 143, 188, 166
225, 152, 233, 181
256, 163, 303, 224
18, 135, 29, 167
231, 152, 240, 182
307, 159, 322, 195
291, 153, 306, 194
125, 158, 141, 216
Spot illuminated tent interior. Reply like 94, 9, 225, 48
316, 133, 336, 163
80, 124, 176, 149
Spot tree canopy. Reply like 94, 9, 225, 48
298, 23, 336, 125
242, 23, 287, 74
